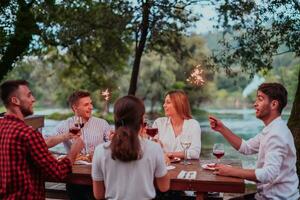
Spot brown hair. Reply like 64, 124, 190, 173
166, 90, 192, 119
110, 95, 145, 162
68, 90, 90, 107
258, 83, 288, 113
0, 80, 29, 107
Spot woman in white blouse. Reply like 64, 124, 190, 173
153, 90, 201, 159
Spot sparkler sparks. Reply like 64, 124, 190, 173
187, 65, 205, 86
101, 88, 110, 101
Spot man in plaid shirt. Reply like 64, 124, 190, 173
0, 80, 84, 200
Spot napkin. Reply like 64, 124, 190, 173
177, 170, 197, 179
74, 160, 92, 165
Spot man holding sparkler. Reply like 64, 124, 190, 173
209, 83, 299, 200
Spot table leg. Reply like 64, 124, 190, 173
195, 192, 206, 200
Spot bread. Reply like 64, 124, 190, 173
76, 154, 92, 162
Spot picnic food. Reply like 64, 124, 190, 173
76, 154, 92, 162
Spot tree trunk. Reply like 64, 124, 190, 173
287, 67, 300, 180
128, 1, 151, 95
0, 1, 37, 81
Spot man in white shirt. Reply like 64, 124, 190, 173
209, 83, 299, 200
46, 90, 111, 200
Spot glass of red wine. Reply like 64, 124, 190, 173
213, 143, 225, 163
146, 127, 158, 139
144, 120, 158, 140
69, 116, 84, 135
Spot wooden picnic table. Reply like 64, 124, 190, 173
48, 159, 245, 200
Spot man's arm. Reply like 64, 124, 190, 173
214, 165, 258, 182
209, 115, 242, 150
45, 132, 72, 148
27, 129, 83, 180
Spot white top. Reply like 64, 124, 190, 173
239, 117, 299, 200
92, 139, 167, 200
153, 117, 201, 159
55, 116, 111, 154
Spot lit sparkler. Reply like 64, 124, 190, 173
187, 65, 205, 86
101, 88, 110, 101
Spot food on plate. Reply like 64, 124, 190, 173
207, 163, 216, 168
76, 154, 92, 162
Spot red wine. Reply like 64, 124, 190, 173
70, 127, 80, 135
79, 123, 84, 128
146, 128, 158, 137
213, 151, 225, 159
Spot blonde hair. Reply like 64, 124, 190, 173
166, 90, 192, 119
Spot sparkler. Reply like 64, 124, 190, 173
101, 88, 111, 115
101, 88, 110, 101
187, 65, 205, 86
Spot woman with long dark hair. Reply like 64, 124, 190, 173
92, 95, 170, 200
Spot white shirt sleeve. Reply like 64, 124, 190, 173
186, 119, 201, 159
154, 144, 168, 178
92, 145, 104, 181
238, 134, 261, 155
54, 120, 69, 136
255, 133, 287, 183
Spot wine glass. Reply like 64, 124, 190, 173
213, 143, 225, 163
144, 120, 158, 140
69, 116, 81, 135
180, 134, 192, 165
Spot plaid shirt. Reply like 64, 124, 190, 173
0, 115, 72, 200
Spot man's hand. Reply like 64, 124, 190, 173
213, 164, 235, 176
67, 137, 85, 164
208, 115, 226, 132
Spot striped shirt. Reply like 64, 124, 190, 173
55, 116, 111, 154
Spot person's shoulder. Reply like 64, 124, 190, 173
186, 118, 200, 127
95, 141, 110, 151
154, 117, 168, 123
144, 139, 162, 151
91, 116, 109, 124
272, 119, 293, 138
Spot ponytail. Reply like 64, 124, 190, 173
110, 95, 145, 162
111, 126, 141, 162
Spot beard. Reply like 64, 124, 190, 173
20, 106, 33, 117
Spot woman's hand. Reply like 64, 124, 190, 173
164, 153, 171, 166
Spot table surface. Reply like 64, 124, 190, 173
49, 159, 245, 194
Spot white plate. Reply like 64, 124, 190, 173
167, 165, 175, 170
75, 160, 92, 165
201, 163, 216, 170
170, 157, 181, 163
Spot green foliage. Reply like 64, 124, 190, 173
47, 112, 73, 121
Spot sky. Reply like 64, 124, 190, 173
192, 4, 218, 34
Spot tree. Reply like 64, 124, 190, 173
0, 0, 38, 80
127, 0, 200, 95
34, 0, 132, 92
0, 0, 132, 89
212, 0, 300, 177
